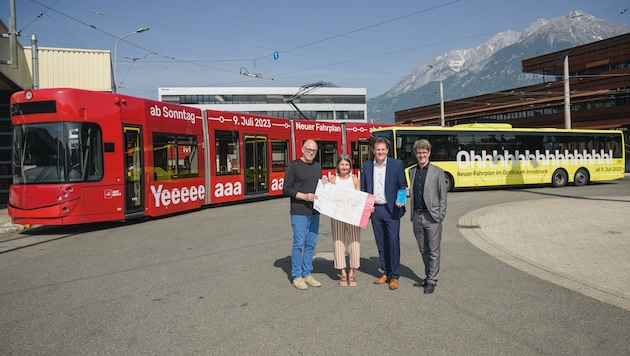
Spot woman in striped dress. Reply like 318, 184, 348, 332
328, 154, 362, 286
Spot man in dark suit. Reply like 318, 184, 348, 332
407, 139, 447, 294
360, 136, 407, 290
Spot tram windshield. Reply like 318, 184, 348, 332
12, 122, 104, 184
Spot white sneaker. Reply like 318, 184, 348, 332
293, 278, 308, 290
304, 275, 322, 287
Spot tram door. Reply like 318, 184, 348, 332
123, 126, 144, 216
357, 140, 373, 166
244, 134, 268, 195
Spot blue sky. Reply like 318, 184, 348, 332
3, 0, 630, 100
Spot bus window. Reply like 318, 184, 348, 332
572, 135, 595, 152
455, 132, 475, 152
391, 130, 427, 167
541, 134, 557, 152
598, 135, 623, 158
215, 130, 240, 175
271, 140, 289, 172
425, 134, 450, 161
479, 132, 501, 155
555, 133, 572, 153
500, 133, 518, 154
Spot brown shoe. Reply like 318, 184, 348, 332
389, 279, 399, 290
374, 275, 389, 284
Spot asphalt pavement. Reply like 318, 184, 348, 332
1, 177, 629, 310
2, 177, 630, 355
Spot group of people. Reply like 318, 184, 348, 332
283, 137, 448, 294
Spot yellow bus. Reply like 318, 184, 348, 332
369, 123, 625, 191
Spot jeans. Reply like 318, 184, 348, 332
291, 214, 320, 279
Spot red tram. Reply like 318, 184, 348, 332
8, 88, 389, 225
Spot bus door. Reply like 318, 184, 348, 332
123, 126, 144, 216
244, 134, 268, 195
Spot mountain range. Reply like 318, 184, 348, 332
367, 10, 630, 123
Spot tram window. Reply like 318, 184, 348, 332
271, 140, 289, 172
12, 122, 103, 184
215, 130, 240, 175
152, 133, 198, 180
176, 135, 198, 178
63, 123, 104, 182
351, 141, 362, 169
316, 141, 337, 169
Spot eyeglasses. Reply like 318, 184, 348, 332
303, 148, 317, 154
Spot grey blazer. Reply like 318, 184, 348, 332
407, 163, 447, 223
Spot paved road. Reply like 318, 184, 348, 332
0, 178, 629, 355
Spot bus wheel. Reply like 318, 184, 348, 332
573, 168, 589, 186
445, 173, 454, 192
552, 169, 568, 187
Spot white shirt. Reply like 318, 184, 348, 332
373, 158, 387, 204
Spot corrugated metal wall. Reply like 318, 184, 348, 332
23, 47, 112, 92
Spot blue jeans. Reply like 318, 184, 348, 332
291, 214, 320, 279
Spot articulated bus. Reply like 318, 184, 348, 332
8, 88, 388, 226
370, 123, 625, 191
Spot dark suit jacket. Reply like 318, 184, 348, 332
361, 158, 407, 219
407, 163, 447, 223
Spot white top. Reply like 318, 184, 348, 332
335, 175, 356, 191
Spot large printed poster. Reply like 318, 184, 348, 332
313, 180, 375, 228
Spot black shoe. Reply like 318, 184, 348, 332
424, 283, 435, 294
413, 279, 427, 287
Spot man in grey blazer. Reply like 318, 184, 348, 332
407, 139, 447, 294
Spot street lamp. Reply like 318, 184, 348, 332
428, 65, 445, 126
560, 52, 571, 129
113, 27, 149, 93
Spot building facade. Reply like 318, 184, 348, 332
158, 86, 368, 122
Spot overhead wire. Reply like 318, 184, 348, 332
28, 0, 236, 75
27, 0, 467, 82
252, 0, 462, 61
